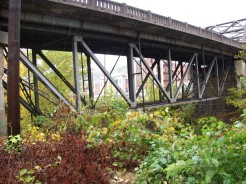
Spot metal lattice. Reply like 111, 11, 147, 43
206, 18, 246, 42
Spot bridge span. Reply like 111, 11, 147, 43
0, 0, 244, 135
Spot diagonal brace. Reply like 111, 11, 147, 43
37, 50, 87, 105
200, 57, 216, 97
79, 39, 136, 108
20, 51, 76, 112
136, 58, 159, 98
130, 43, 171, 102
174, 53, 198, 100
219, 64, 230, 96
166, 61, 182, 91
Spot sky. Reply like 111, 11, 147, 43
112, 0, 246, 28
94, 0, 246, 72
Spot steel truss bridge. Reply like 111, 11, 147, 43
0, 0, 244, 134
206, 19, 246, 43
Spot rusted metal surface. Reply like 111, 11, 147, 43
7, 0, 21, 135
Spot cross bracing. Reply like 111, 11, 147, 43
206, 18, 246, 42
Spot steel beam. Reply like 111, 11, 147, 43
157, 58, 164, 101
215, 59, 220, 96
127, 45, 136, 102
130, 43, 171, 102
20, 51, 76, 112
136, 58, 158, 98
3, 80, 40, 116
166, 61, 181, 91
195, 55, 201, 99
174, 53, 197, 100
206, 18, 246, 42
94, 55, 121, 107
243, 23, 246, 42
200, 57, 216, 97
167, 49, 174, 101
73, 38, 81, 110
7, 0, 21, 135
32, 50, 41, 113
180, 62, 185, 99
37, 50, 87, 105
219, 64, 230, 96
87, 54, 94, 105
79, 38, 135, 108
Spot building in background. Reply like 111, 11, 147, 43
89, 57, 190, 99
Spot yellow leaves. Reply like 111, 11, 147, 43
169, 127, 176, 133
34, 165, 41, 172
111, 121, 120, 128
24, 124, 46, 143
101, 127, 108, 135
154, 111, 160, 116
149, 113, 154, 119
51, 133, 61, 141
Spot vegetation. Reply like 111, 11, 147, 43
0, 97, 245, 183
0, 50, 245, 183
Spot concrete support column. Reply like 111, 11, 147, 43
234, 60, 246, 89
0, 46, 6, 136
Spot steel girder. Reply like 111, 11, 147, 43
206, 18, 246, 42
2, 37, 233, 112
20, 51, 77, 112
37, 51, 87, 106
77, 37, 137, 108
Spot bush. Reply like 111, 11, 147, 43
134, 117, 246, 184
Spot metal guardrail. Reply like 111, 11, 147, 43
62, 0, 241, 48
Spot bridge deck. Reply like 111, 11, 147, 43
0, 0, 242, 60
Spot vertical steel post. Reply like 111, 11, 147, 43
168, 49, 174, 101
127, 45, 136, 103
81, 53, 85, 92
72, 38, 81, 110
0, 46, 6, 136
180, 61, 185, 99
195, 56, 201, 98
7, 0, 21, 135
87, 55, 93, 105
215, 59, 220, 96
157, 58, 163, 101
32, 50, 40, 113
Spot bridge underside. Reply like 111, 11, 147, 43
0, 0, 239, 115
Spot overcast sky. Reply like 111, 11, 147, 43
94, 0, 246, 71
112, 0, 246, 28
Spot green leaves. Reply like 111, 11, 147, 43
19, 169, 27, 176
165, 160, 194, 179
205, 169, 216, 183
135, 113, 246, 184
4, 134, 23, 154
16, 168, 39, 184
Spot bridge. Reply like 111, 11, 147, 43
0, 0, 244, 135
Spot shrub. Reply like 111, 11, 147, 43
134, 117, 246, 184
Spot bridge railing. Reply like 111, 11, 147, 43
126, 5, 148, 20
62, 0, 241, 48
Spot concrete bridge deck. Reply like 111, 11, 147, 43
0, 0, 242, 60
